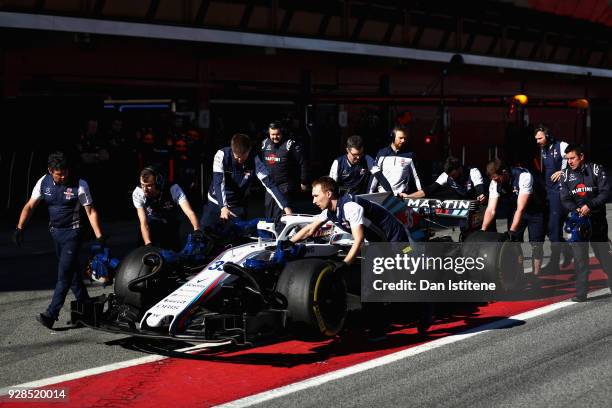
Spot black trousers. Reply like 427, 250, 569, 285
570, 214, 612, 298
264, 184, 299, 220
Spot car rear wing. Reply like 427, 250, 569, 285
357, 192, 484, 231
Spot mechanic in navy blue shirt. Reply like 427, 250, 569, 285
369, 125, 422, 195
201, 133, 290, 230
260, 121, 308, 219
481, 160, 546, 277
329, 134, 392, 195
559, 144, 611, 301
13, 152, 105, 329
534, 124, 572, 273
290, 176, 410, 265
132, 166, 200, 251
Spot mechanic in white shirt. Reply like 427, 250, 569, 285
480, 160, 546, 276
290, 176, 410, 266
368, 126, 422, 195
133, 166, 200, 250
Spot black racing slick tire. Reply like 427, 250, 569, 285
114, 245, 168, 313
276, 259, 347, 337
462, 230, 524, 291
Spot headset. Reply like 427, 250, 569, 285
535, 124, 553, 144
142, 165, 165, 190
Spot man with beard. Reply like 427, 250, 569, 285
260, 121, 308, 219
369, 125, 422, 195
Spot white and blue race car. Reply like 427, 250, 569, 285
72, 193, 521, 345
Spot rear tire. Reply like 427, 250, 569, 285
462, 230, 524, 291
276, 259, 347, 337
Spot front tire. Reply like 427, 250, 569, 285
276, 259, 347, 337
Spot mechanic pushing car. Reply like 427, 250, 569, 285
290, 176, 431, 337
329, 134, 393, 195
201, 133, 291, 230
132, 166, 201, 251
290, 176, 410, 265
260, 121, 308, 220
13, 152, 106, 329
481, 160, 546, 279
559, 144, 612, 302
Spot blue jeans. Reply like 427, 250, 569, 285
47, 227, 89, 320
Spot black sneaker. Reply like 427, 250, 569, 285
36, 312, 55, 329
570, 296, 587, 303
366, 328, 388, 343
540, 264, 561, 275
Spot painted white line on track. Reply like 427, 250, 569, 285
216, 288, 610, 408
0, 342, 228, 396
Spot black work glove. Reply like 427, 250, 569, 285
192, 229, 204, 242
95, 235, 107, 246
12, 228, 24, 248
278, 239, 296, 250
505, 230, 520, 242
335, 261, 350, 275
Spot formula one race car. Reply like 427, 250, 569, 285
71, 193, 522, 345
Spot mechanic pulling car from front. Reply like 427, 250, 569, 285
132, 166, 201, 251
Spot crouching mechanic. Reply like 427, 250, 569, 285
290, 176, 410, 264
201, 133, 291, 230
290, 177, 431, 337
13, 152, 106, 329
405, 156, 485, 202
481, 160, 546, 278
559, 144, 611, 302
133, 166, 201, 251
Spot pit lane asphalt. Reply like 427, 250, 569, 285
245, 296, 612, 408
0, 219, 152, 388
